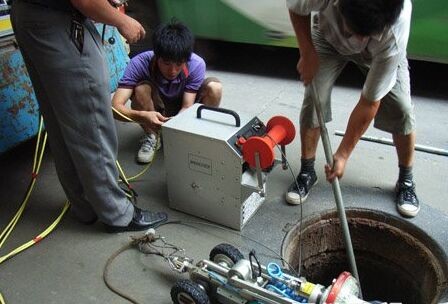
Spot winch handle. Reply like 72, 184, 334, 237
196, 105, 241, 127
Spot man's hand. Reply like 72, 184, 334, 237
298, 47, 319, 85
117, 15, 145, 44
142, 111, 169, 131
324, 153, 348, 182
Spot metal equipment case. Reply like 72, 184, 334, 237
162, 104, 269, 230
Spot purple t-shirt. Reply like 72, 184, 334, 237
118, 51, 206, 103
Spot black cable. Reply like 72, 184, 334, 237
265, 135, 304, 277
249, 250, 262, 279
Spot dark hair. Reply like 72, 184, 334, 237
152, 19, 194, 63
339, 0, 404, 36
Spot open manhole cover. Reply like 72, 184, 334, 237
282, 209, 448, 303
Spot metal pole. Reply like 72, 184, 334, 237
310, 82, 361, 293
334, 130, 448, 156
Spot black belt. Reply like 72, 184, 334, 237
20, 0, 86, 23
20, 0, 76, 13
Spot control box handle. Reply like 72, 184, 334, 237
196, 105, 241, 127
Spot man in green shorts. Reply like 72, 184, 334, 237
286, 0, 420, 217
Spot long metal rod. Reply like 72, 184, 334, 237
310, 83, 361, 294
334, 130, 448, 156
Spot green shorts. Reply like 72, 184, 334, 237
300, 29, 415, 135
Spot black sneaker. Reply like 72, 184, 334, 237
286, 171, 318, 205
396, 180, 420, 218
106, 206, 168, 233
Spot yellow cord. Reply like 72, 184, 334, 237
0, 115, 69, 267
0, 291, 5, 304
112, 106, 160, 181
0, 201, 70, 265
112, 106, 135, 123
0, 107, 156, 303
0, 117, 46, 248
0, 107, 158, 303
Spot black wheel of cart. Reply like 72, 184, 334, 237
171, 279, 210, 304
209, 243, 244, 267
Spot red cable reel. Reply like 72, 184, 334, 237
241, 116, 296, 170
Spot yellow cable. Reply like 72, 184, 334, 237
127, 135, 160, 181
0, 291, 5, 304
0, 201, 70, 265
0, 114, 66, 268
115, 160, 130, 186
0, 180, 36, 248
112, 106, 135, 123
112, 106, 160, 181
34, 133, 47, 174
0, 107, 154, 267
0, 131, 46, 247
32, 116, 44, 172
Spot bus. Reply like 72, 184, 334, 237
151, 0, 448, 64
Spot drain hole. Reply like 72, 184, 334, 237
282, 210, 448, 304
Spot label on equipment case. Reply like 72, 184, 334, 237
188, 153, 212, 175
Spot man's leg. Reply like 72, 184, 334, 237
374, 58, 420, 217
11, 3, 167, 230
197, 77, 222, 107
131, 82, 162, 163
393, 132, 415, 168
11, 4, 134, 225
286, 29, 347, 205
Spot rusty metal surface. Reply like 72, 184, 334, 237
0, 26, 129, 154
0, 36, 39, 154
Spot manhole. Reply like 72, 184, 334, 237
282, 209, 448, 304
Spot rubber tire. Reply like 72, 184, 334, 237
171, 279, 210, 304
209, 243, 244, 266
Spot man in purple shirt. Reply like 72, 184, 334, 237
113, 20, 222, 163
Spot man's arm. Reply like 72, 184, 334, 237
289, 10, 319, 85
111, 88, 135, 122
179, 92, 197, 112
325, 95, 380, 181
70, 0, 145, 43
112, 88, 168, 127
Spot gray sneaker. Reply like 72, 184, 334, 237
137, 133, 158, 163
396, 180, 420, 217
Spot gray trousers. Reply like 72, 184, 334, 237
301, 28, 415, 135
11, 1, 133, 226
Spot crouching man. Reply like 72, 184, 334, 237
113, 19, 222, 163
